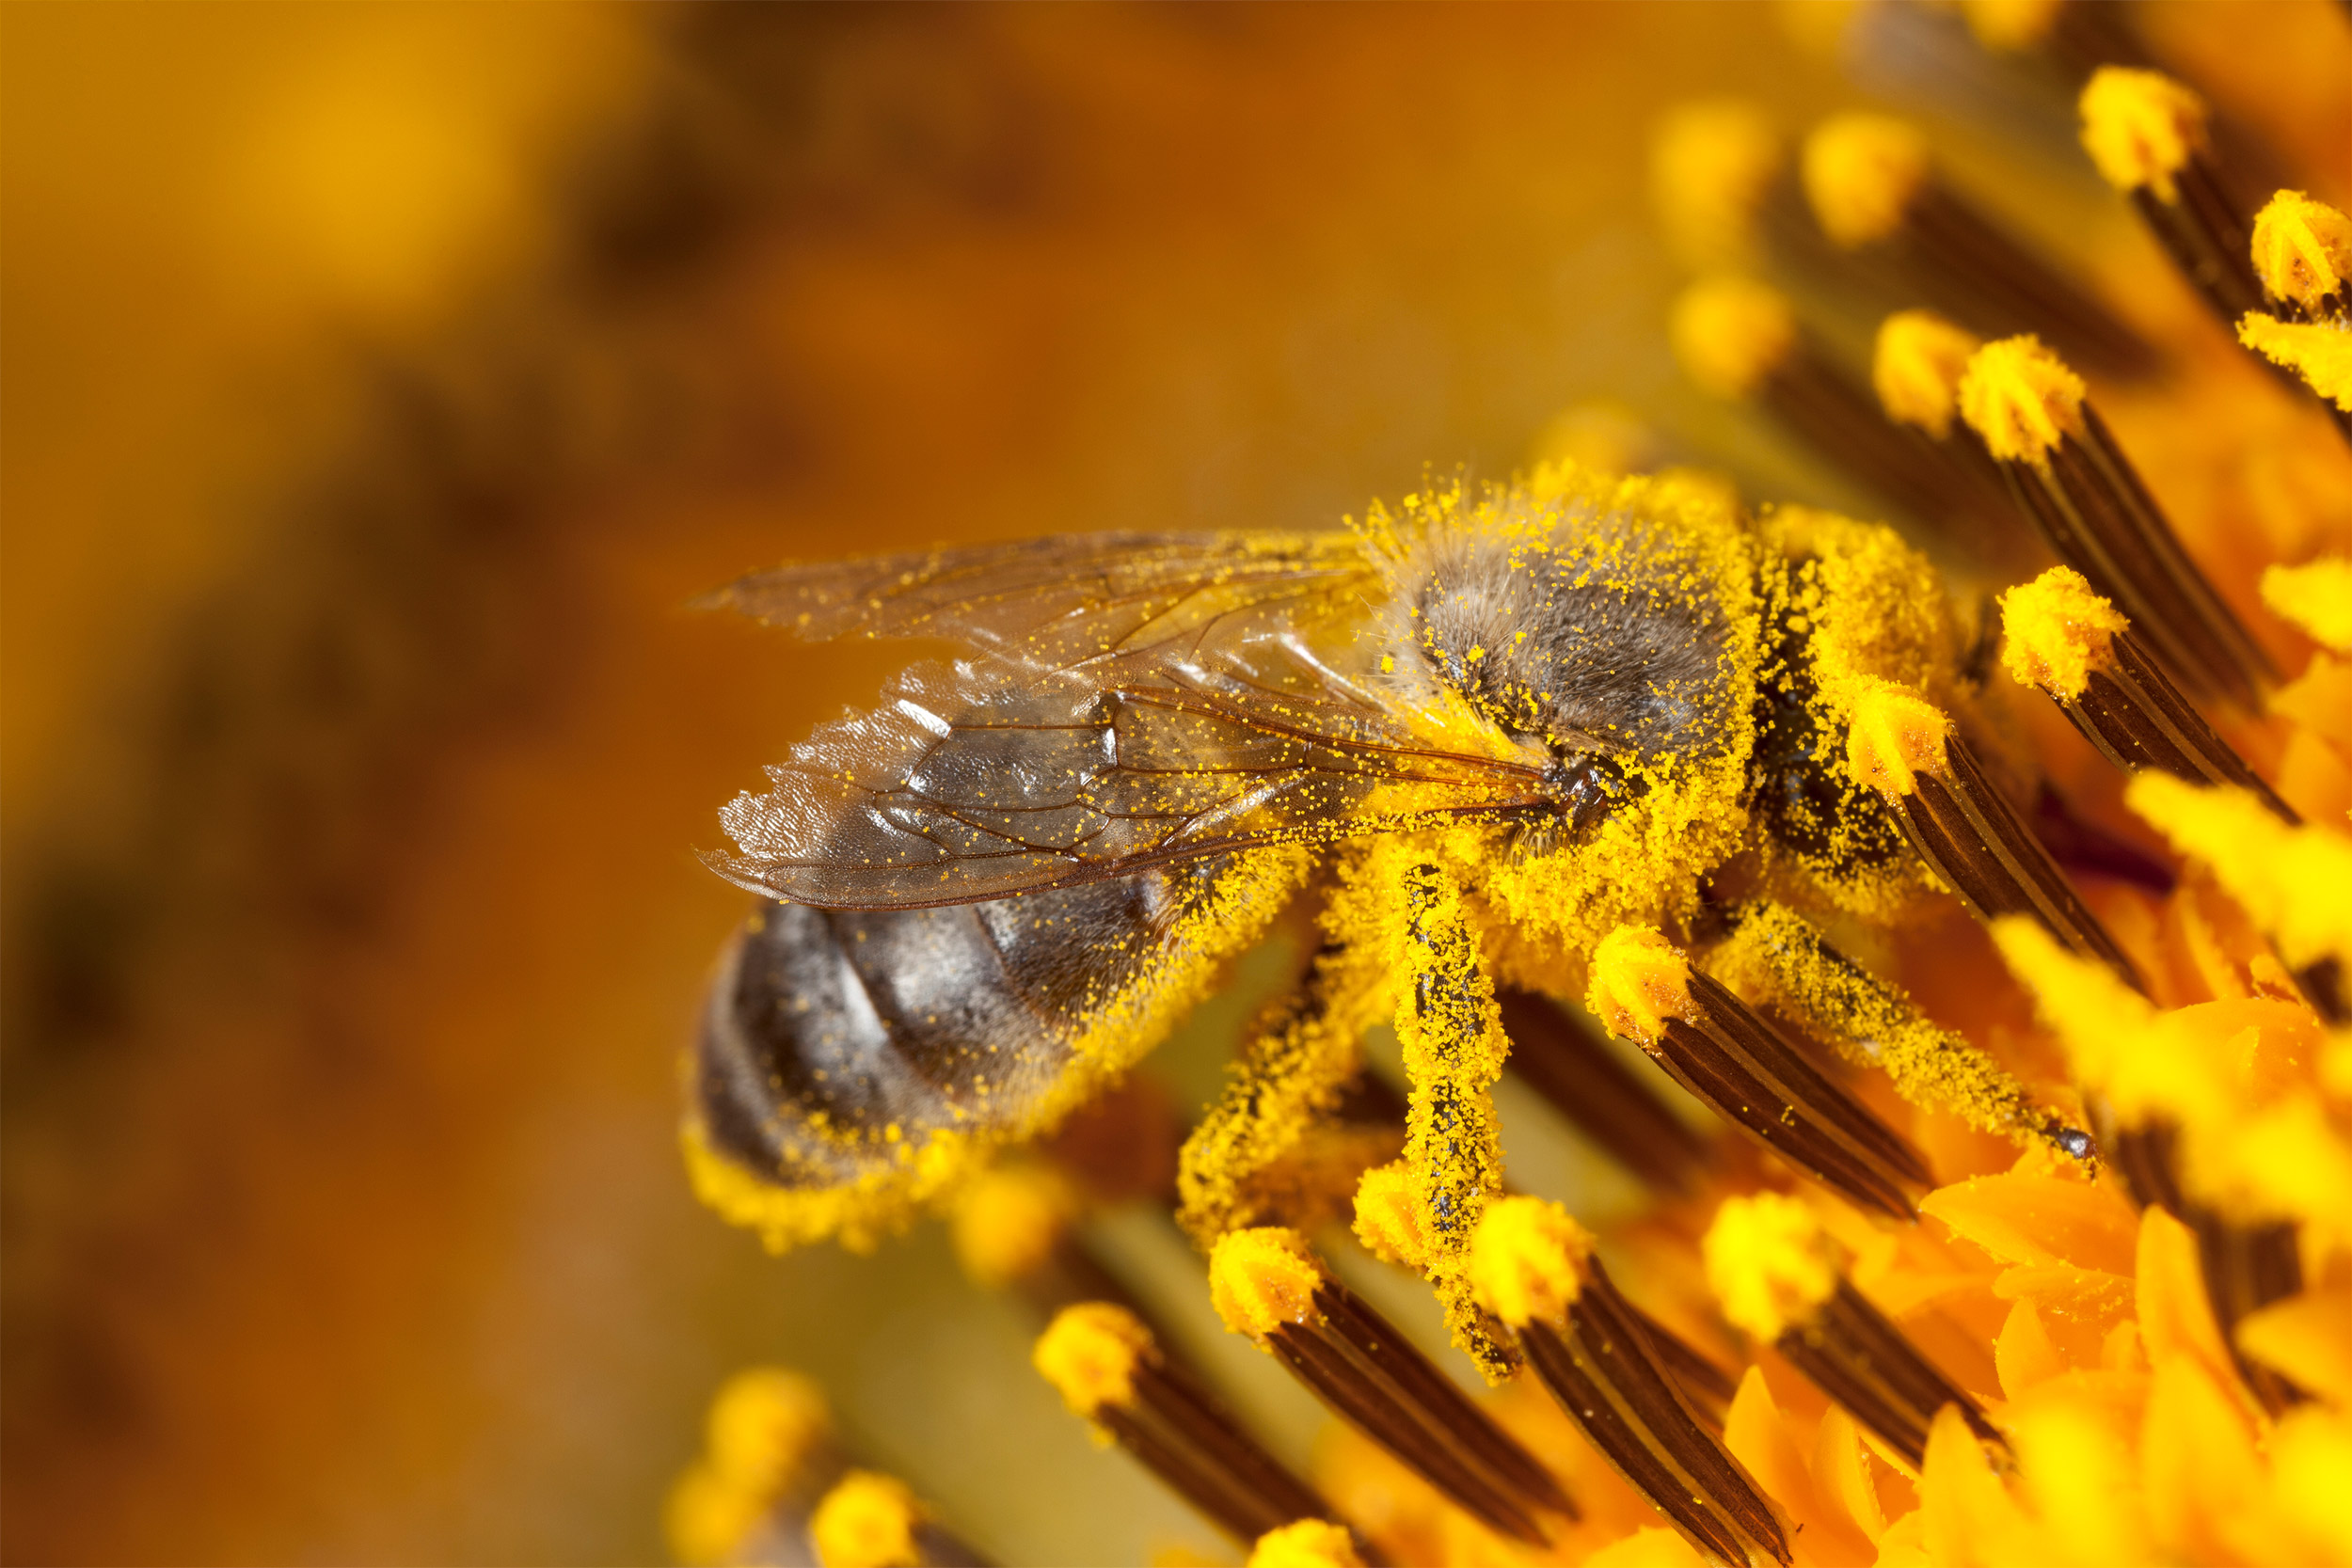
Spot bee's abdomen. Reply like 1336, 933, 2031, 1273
696, 879, 1168, 1190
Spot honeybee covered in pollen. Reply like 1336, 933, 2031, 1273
686, 464, 2088, 1378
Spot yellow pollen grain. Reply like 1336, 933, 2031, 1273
1801, 112, 1930, 247
949, 1164, 1073, 1290
706, 1366, 830, 1497
2262, 557, 2352, 652
1467, 1195, 1593, 1328
1959, 335, 2087, 464
1703, 1192, 1840, 1342
2237, 312, 2352, 412
1843, 678, 1952, 797
1351, 1163, 1432, 1272
1209, 1227, 1327, 1341
2079, 68, 2208, 203
1033, 1301, 1153, 1418
1651, 98, 1786, 267
2126, 774, 2352, 970
1873, 309, 1983, 438
1999, 566, 2126, 699
1670, 275, 1796, 400
2250, 191, 2352, 311
1586, 925, 1696, 1045
1247, 1518, 1366, 1568
810, 1471, 922, 1568
1961, 0, 2062, 51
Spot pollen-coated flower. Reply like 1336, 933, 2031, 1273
670, 9, 2352, 1566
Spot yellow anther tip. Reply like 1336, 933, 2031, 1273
1873, 309, 1984, 437
1209, 1227, 1327, 1340
1702, 1192, 1840, 1342
664, 1462, 766, 1568
2250, 191, 2352, 311
1999, 566, 2126, 699
1247, 1519, 1367, 1568
1843, 678, 1952, 797
950, 1164, 1073, 1289
1652, 99, 1787, 265
810, 1471, 922, 1568
706, 1366, 831, 1496
1670, 276, 1797, 400
1468, 1195, 1594, 1328
1958, 334, 2086, 464
1351, 1163, 1431, 1272
1801, 112, 1931, 248
1962, 0, 2063, 51
2262, 557, 2352, 653
2078, 68, 2207, 202
1033, 1301, 1153, 1418
1587, 925, 1695, 1046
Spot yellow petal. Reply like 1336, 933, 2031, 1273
2135, 1205, 2237, 1393
1994, 1298, 2066, 1401
1918, 1404, 2033, 1568
2140, 1354, 2273, 1565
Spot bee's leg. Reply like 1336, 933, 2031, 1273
1390, 860, 1518, 1383
1175, 875, 1395, 1249
1708, 898, 2093, 1163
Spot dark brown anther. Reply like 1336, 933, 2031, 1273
1473, 1198, 1790, 1567
1033, 1301, 1373, 1554
1846, 681, 2145, 992
1589, 927, 1932, 1223
1209, 1229, 1574, 1547
1496, 989, 1713, 1194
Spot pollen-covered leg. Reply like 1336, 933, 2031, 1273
1392, 861, 1517, 1378
1711, 899, 2090, 1161
1176, 897, 1396, 1248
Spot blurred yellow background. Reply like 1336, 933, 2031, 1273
4, 5, 2344, 1564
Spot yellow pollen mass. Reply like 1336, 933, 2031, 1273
2126, 775, 2352, 970
706, 1366, 830, 1497
1873, 309, 1983, 438
1670, 275, 1796, 399
1801, 112, 1930, 248
1651, 98, 1786, 267
1843, 678, 1952, 797
810, 1471, 922, 1568
1703, 1192, 1840, 1342
1209, 1227, 1327, 1340
2237, 313, 2352, 412
2261, 557, 2352, 652
1033, 1301, 1152, 1418
1587, 925, 1696, 1045
1247, 1518, 1367, 1568
2250, 191, 2352, 311
1467, 1195, 1593, 1328
1958, 335, 2086, 464
1999, 566, 2125, 699
949, 1164, 1073, 1289
1351, 1163, 1431, 1272
2078, 67, 2208, 203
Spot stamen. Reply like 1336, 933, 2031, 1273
1703, 1194, 2003, 1471
2250, 191, 2352, 318
2000, 566, 2297, 820
1207, 1228, 1576, 1545
1712, 899, 2090, 1160
1494, 988, 1713, 1194
1845, 677, 2145, 990
1470, 1197, 1791, 1568
1957, 335, 2275, 706
2078, 70, 2264, 327
1248, 1518, 1367, 1568
810, 1470, 993, 1568
1800, 112, 2150, 376
1034, 1302, 1343, 1548
1587, 926, 1931, 1222
1650, 99, 1793, 270
1872, 309, 1981, 442
668, 1367, 844, 1568
1671, 277, 2012, 544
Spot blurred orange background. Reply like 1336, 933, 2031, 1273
5, 5, 2345, 1564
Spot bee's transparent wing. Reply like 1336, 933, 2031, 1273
699, 531, 1376, 672
707, 639, 1553, 910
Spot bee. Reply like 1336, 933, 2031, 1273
683, 465, 2053, 1364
